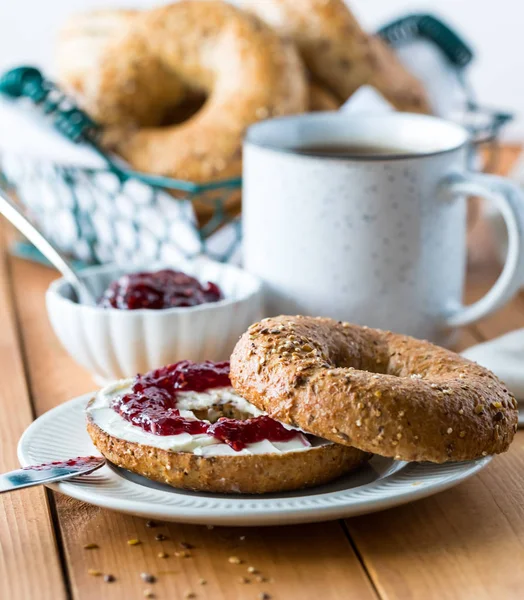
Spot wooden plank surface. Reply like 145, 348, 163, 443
0, 224, 67, 600
7, 254, 377, 600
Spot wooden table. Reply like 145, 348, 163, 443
1, 146, 524, 600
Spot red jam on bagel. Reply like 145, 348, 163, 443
231, 316, 518, 463
86, 360, 369, 493
111, 361, 305, 451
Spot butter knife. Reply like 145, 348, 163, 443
0, 456, 105, 493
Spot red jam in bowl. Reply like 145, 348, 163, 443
98, 269, 223, 310
112, 361, 303, 451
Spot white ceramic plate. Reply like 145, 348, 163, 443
18, 394, 492, 526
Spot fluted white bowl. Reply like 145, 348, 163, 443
46, 259, 263, 382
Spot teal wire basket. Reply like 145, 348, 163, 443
0, 66, 242, 265
0, 16, 512, 266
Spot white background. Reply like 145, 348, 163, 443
0, 0, 522, 138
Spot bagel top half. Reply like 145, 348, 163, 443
230, 316, 518, 463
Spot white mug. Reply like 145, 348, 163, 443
243, 113, 524, 346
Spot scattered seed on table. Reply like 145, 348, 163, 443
87, 569, 102, 577
180, 542, 194, 549
238, 576, 250, 584
239, 535, 246, 541
184, 592, 196, 599
104, 574, 115, 583
83, 543, 99, 550
255, 575, 268, 583
228, 556, 242, 564
199, 578, 207, 586
157, 552, 169, 559
175, 550, 192, 558
259, 593, 271, 600
141, 573, 156, 584
206, 525, 214, 530
146, 520, 158, 528
155, 533, 168, 542
143, 590, 155, 598
128, 539, 141, 546
247, 566, 258, 574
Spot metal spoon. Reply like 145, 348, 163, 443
0, 187, 96, 305
0, 456, 105, 493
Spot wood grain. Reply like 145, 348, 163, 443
0, 225, 67, 600
7, 255, 377, 599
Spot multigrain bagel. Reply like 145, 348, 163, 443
58, 7, 335, 117
87, 411, 368, 494
243, 0, 431, 113
230, 316, 518, 463
61, 1, 307, 182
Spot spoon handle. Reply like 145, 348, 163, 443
0, 187, 94, 303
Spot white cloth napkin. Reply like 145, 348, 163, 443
461, 330, 524, 424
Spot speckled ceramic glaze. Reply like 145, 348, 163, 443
243, 113, 524, 346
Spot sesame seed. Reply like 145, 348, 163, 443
199, 578, 207, 585
356, 419, 362, 427
447, 427, 453, 434
256, 575, 268, 583
143, 590, 155, 598
229, 556, 242, 564
458, 409, 464, 415
104, 574, 116, 583
239, 576, 251, 584
475, 404, 485, 414
247, 566, 258, 574
259, 593, 272, 600
175, 550, 191, 558
146, 520, 157, 528
398, 411, 405, 417
482, 451, 488, 456
396, 433, 402, 439
155, 533, 168, 541
180, 542, 194, 550
157, 552, 168, 559
141, 573, 156, 584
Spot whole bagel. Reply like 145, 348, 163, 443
57, 8, 334, 117
243, 0, 431, 113
231, 316, 518, 463
61, 1, 307, 182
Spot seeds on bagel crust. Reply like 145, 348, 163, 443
230, 316, 518, 463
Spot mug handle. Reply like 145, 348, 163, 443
440, 171, 524, 328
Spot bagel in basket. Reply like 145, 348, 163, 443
86, 361, 369, 494
57, 1, 308, 183
230, 316, 518, 464
243, 0, 431, 113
